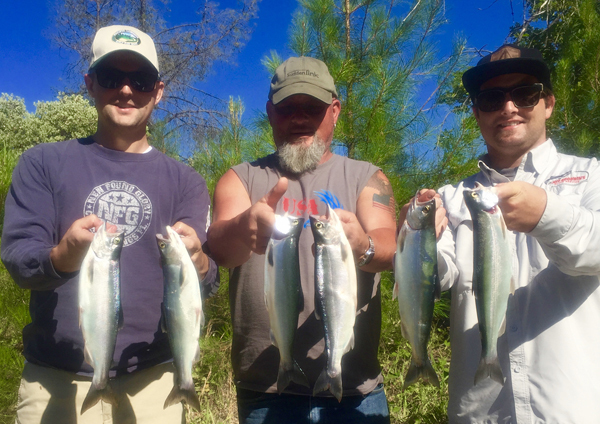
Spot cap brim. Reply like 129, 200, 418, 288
271, 82, 333, 105
462, 58, 551, 95
89, 49, 159, 74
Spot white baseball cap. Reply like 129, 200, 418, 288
89, 25, 159, 73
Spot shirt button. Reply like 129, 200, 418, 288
514, 366, 521, 373
510, 325, 518, 332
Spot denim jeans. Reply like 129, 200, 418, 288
237, 383, 390, 424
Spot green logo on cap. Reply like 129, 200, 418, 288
112, 30, 141, 45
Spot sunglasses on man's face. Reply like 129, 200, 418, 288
92, 68, 159, 93
474, 83, 544, 113
273, 102, 328, 117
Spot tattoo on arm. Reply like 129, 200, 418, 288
367, 172, 396, 215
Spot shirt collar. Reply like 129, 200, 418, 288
478, 138, 557, 182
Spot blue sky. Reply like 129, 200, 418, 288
0, 0, 519, 116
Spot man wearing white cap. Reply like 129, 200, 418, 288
207, 56, 397, 423
1, 25, 217, 422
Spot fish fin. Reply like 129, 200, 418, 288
83, 345, 93, 366
277, 360, 310, 394
500, 214, 508, 238
193, 342, 201, 365
267, 245, 274, 267
313, 368, 343, 402
164, 381, 201, 412
498, 315, 507, 337
400, 320, 409, 340
403, 358, 440, 389
434, 271, 441, 301
118, 306, 124, 331
398, 227, 407, 253
270, 330, 278, 347
81, 382, 118, 415
314, 290, 322, 321
160, 303, 168, 333
392, 281, 398, 300
345, 333, 355, 353
474, 357, 504, 386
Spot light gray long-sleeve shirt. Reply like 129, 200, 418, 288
438, 139, 600, 424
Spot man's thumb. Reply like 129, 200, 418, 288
264, 177, 288, 210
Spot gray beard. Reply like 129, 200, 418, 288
277, 136, 327, 175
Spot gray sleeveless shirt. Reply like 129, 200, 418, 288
230, 153, 384, 396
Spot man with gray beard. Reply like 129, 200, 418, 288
207, 56, 397, 423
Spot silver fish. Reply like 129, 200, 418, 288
310, 206, 357, 402
394, 194, 440, 388
157, 225, 204, 411
264, 214, 309, 393
463, 183, 512, 386
79, 221, 124, 414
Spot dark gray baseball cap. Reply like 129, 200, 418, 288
269, 56, 338, 105
462, 44, 552, 96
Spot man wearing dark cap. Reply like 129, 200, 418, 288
1, 25, 217, 422
207, 56, 397, 423
427, 45, 600, 422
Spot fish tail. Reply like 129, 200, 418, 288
312, 368, 343, 402
403, 359, 440, 389
164, 382, 201, 411
474, 356, 504, 386
81, 382, 118, 414
276, 360, 310, 394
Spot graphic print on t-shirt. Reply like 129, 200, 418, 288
83, 180, 152, 246
281, 190, 345, 228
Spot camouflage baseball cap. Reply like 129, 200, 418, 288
89, 25, 159, 73
269, 56, 338, 105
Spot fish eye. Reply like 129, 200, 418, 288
315, 222, 323, 229
292, 219, 300, 226
113, 237, 121, 245
158, 241, 166, 249
470, 192, 478, 198
423, 205, 431, 212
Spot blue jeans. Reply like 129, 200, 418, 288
237, 383, 390, 424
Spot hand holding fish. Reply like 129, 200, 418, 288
493, 181, 547, 233
241, 177, 288, 255
50, 214, 105, 273
172, 222, 210, 279
398, 189, 447, 240
334, 208, 370, 262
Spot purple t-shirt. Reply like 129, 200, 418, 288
1, 138, 217, 376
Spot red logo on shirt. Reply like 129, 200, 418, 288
545, 171, 589, 186
282, 197, 319, 216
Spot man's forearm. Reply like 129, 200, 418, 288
207, 215, 253, 269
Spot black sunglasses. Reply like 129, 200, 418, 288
274, 102, 328, 117
92, 68, 160, 93
474, 83, 544, 112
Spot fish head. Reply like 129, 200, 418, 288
405, 194, 436, 230
156, 226, 183, 264
91, 221, 124, 259
463, 182, 500, 215
272, 214, 305, 240
309, 205, 343, 245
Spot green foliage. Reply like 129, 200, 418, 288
508, 0, 600, 158
0, 261, 30, 422
0, 93, 97, 154
282, 0, 477, 210
189, 97, 273, 194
